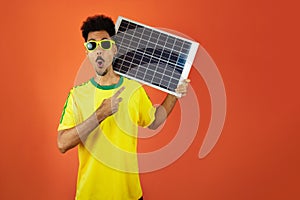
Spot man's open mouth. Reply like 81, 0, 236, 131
96, 56, 105, 68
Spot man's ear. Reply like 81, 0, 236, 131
113, 44, 118, 56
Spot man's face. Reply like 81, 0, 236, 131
86, 30, 117, 76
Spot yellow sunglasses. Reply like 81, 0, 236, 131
84, 39, 115, 52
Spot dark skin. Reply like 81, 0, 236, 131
57, 30, 189, 153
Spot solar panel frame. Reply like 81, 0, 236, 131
113, 16, 199, 97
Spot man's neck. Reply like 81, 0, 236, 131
95, 69, 120, 86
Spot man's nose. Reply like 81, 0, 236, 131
96, 46, 103, 55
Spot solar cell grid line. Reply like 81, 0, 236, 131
168, 64, 179, 88
136, 26, 149, 79
129, 29, 142, 49
136, 27, 146, 48
156, 56, 169, 87
150, 64, 161, 85
149, 51, 163, 84
113, 16, 199, 97
139, 28, 154, 81
157, 32, 166, 47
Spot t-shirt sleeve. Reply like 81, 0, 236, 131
138, 87, 156, 127
57, 89, 77, 131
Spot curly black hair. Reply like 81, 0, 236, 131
80, 14, 115, 42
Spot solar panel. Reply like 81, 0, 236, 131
112, 16, 199, 97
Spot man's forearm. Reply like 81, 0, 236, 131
148, 94, 177, 130
57, 112, 100, 153
57, 87, 124, 153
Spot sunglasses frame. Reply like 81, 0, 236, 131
84, 39, 116, 52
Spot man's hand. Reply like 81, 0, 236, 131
57, 86, 125, 153
175, 79, 190, 97
96, 86, 125, 122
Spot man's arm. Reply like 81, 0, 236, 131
148, 79, 190, 130
57, 87, 125, 153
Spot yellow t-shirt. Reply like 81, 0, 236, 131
58, 76, 156, 200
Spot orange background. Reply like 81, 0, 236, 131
0, 0, 299, 199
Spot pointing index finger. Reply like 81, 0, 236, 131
112, 86, 125, 99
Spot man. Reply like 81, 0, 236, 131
57, 14, 189, 200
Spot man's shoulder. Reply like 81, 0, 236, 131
123, 77, 143, 88
68, 79, 92, 95
74, 79, 91, 88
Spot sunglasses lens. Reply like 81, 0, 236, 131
101, 41, 111, 49
86, 42, 96, 51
